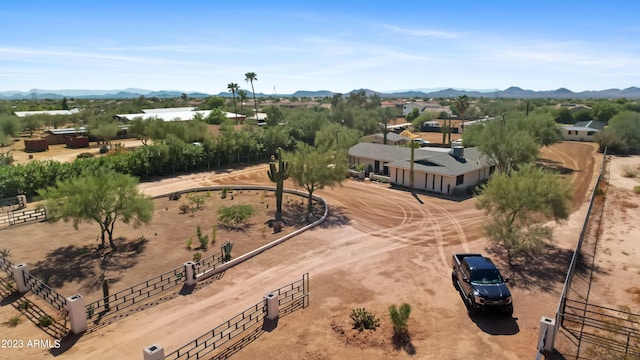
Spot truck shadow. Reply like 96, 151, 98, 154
469, 313, 520, 335
453, 282, 519, 335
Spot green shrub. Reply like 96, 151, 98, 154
179, 203, 190, 214
0, 248, 10, 258
350, 308, 380, 331
197, 225, 209, 249
186, 236, 193, 250
634, 185, 640, 194
388, 303, 411, 335
38, 315, 53, 327
17, 300, 31, 310
76, 152, 95, 159
193, 252, 202, 262
220, 187, 229, 199
218, 204, 255, 228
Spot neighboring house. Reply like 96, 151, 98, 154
348, 142, 495, 195
402, 102, 452, 116
44, 127, 88, 145
561, 120, 605, 142
361, 132, 411, 146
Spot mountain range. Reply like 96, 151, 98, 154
1, 86, 640, 100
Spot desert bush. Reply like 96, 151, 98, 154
218, 204, 255, 228
197, 225, 209, 249
179, 203, 190, 214
17, 300, 31, 310
192, 252, 202, 262
0, 248, 10, 258
634, 185, 640, 194
621, 165, 639, 178
186, 236, 193, 250
222, 241, 233, 262
38, 315, 53, 327
187, 193, 206, 210
350, 308, 380, 331
211, 225, 217, 246
76, 152, 95, 159
389, 303, 412, 335
220, 187, 229, 199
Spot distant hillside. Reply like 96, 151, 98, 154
2, 86, 640, 100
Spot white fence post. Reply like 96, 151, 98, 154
539, 316, 556, 352
143, 344, 164, 360
11, 263, 29, 293
66, 294, 88, 334
264, 293, 279, 320
184, 261, 196, 286
17, 195, 26, 209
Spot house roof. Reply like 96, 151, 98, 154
363, 132, 410, 143
349, 142, 492, 176
45, 127, 88, 135
564, 120, 605, 132
14, 110, 74, 117
116, 110, 243, 122
142, 107, 196, 113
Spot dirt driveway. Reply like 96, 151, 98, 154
0, 142, 602, 359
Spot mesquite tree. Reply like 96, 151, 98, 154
267, 147, 289, 221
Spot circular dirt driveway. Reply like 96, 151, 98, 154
0, 141, 600, 360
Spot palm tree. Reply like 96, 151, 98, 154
244, 72, 258, 120
227, 82, 239, 123
454, 95, 469, 133
238, 89, 248, 115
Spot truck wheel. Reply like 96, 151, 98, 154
467, 297, 477, 315
451, 272, 457, 288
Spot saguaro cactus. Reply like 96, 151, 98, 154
267, 148, 289, 221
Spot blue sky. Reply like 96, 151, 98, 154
1, 1, 639, 94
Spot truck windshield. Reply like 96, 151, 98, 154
470, 269, 503, 284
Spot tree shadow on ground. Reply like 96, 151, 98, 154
391, 331, 416, 355
283, 201, 326, 227
484, 243, 607, 292
470, 312, 520, 335
32, 236, 147, 290
536, 158, 577, 176
317, 206, 351, 229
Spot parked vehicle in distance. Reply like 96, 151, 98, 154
452, 253, 513, 316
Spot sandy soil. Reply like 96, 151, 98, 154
0, 141, 618, 360
0, 137, 144, 165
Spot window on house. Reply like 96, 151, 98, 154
567, 130, 572, 135
456, 175, 464, 185
489, 165, 496, 174
587, 131, 595, 136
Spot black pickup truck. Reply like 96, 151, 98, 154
451, 253, 513, 316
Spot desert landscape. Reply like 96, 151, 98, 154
1, 141, 638, 360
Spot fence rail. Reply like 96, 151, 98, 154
193, 250, 225, 277
560, 299, 640, 358
0, 255, 13, 276
85, 266, 186, 323
0, 208, 47, 228
166, 300, 266, 360
165, 273, 309, 360
23, 270, 67, 312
